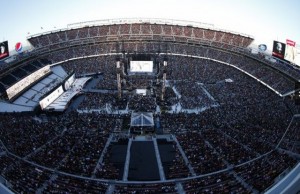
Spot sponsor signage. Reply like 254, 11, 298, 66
15, 42, 22, 53
258, 44, 267, 52
286, 39, 296, 47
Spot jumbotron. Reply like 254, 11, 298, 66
0, 18, 299, 194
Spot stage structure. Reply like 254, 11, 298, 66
161, 59, 167, 101
130, 112, 154, 133
116, 59, 122, 99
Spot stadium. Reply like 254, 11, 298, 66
0, 18, 299, 194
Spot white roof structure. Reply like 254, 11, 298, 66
130, 112, 154, 127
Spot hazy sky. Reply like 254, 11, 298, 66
1, 0, 299, 52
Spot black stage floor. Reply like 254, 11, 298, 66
110, 139, 128, 180
128, 141, 160, 181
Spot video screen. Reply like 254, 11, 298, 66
64, 74, 75, 90
6, 65, 51, 100
130, 61, 153, 72
39, 85, 64, 109
272, 41, 286, 59
136, 89, 147, 96
0, 41, 9, 60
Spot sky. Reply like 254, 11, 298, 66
1, 0, 300, 54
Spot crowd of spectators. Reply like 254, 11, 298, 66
78, 92, 117, 111
161, 110, 228, 133
27, 41, 297, 97
114, 183, 177, 194
0, 87, 298, 193
279, 117, 300, 154
242, 48, 300, 80
284, 96, 300, 114
0, 114, 62, 157
202, 129, 257, 165
57, 127, 109, 176
77, 92, 129, 111
156, 95, 297, 193
94, 137, 129, 180
219, 126, 274, 155
235, 150, 297, 192
128, 94, 156, 112
157, 139, 191, 179
160, 96, 293, 149
0, 30, 299, 193
174, 80, 216, 109
2, 22, 297, 108
158, 125, 298, 192
166, 52, 295, 95
182, 173, 252, 194
94, 144, 120, 180
126, 75, 153, 90
27, 112, 115, 174
92, 74, 117, 90
28, 23, 253, 49
0, 111, 139, 192
205, 76, 278, 107
44, 175, 108, 193
177, 131, 227, 174
2, 159, 52, 193
160, 86, 178, 108
58, 55, 116, 76
0, 155, 16, 174
219, 100, 292, 144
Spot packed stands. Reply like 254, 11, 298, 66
0, 19, 299, 193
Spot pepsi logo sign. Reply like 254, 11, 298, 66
15, 42, 22, 53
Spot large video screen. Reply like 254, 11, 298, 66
64, 74, 75, 90
6, 65, 51, 100
0, 41, 9, 60
39, 85, 64, 109
136, 89, 147, 96
130, 61, 153, 72
272, 41, 286, 59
